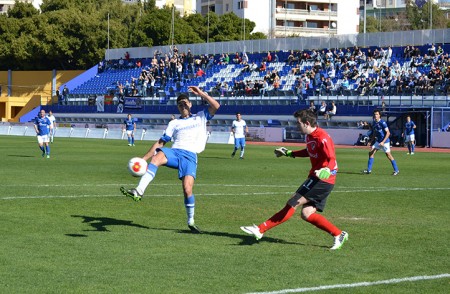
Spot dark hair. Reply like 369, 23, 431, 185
177, 94, 190, 103
293, 109, 317, 127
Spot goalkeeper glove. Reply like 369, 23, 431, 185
274, 147, 293, 158
315, 167, 331, 180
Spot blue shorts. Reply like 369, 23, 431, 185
158, 148, 198, 179
234, 137, 246, 149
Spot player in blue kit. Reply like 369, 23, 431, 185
123, 114, 136, 146
34, 109, 53, 158
363, 109, 399, 175
231, 112, 248, 159
120, 86, 220, 233
402, 115, 416, 155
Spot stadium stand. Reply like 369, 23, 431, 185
43, 43, 450, 142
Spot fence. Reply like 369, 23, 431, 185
105, 29, 450, 60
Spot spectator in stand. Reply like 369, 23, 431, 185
62, 85, 69, 105
196, 67, 205, 77
125, 51, 130, 61
273, 52, 279, 63
118, 57, 124, 69
233, 52, 242, 64
318, 101, 327, 117
257, 61, 266, 72
356, 77, 367, 95
324, 101, 336, 120
338, 76, 350, 96
186, 48, 194, 73
308, 101, 317, 114
265, 51, 272, 63
260, 79, 269, 97
242, 52, 249, 64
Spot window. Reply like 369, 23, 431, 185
238, 1, 248, 9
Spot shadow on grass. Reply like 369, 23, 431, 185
66, 215, 328, 248
69, 215, 150, 232
337, 171, 366, 175
177, 228, 328, 248
7, 155, 35, 158
199, 156, 234, 160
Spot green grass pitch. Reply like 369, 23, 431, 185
0, 135, 449, 293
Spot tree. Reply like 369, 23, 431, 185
7, 1, 39, 19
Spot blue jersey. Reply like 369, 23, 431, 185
124, 118, 135, 131
405, 121, 416, 135
372, 119, 390, 143
35, 116, 51, 136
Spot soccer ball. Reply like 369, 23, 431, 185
128, 157, 148, 177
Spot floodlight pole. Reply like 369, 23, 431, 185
107, 13, 110, 61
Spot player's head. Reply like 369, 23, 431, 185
294, 109, 317, 134
39, 109, 46, 117
373, 109, 381, 121
48, 110, 53, 116
176, 94, 191, 116
406, 115, 411, 122
127, 113, 132, 119
236, 112, 242, 120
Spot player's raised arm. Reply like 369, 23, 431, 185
188, 86, 220, 115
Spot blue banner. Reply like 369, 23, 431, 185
415, 0, 427, 8
124, 96, 143, 109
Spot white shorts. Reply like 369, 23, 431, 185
405, 134, 415, 143
126, 130, 134, 136
372, 141, 391, 153
37, 134, 50, 144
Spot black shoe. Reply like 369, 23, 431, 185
231, 152, 236, 158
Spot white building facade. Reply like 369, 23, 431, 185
197, 0, 360, 38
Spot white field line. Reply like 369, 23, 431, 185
246, 273, 450, 294
0, 186, 449, 200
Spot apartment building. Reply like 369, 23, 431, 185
197, 0, 360, 38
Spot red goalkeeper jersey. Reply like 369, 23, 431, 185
292, 127, 338, 184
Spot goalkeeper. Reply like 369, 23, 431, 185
240, 109, 348, 250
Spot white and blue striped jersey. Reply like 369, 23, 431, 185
232, 120, 247, 139
161, 109, 213, 153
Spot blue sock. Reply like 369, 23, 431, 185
408, 144, 411, 153
128, 137, 131, 144
411, 144, 415, 153
131, 137, 134, 145
45, 145, 50, 155
391, 160, 399, 172
368, 158, 374, 171
40, 146, 45, 153
184, 195, 195, 225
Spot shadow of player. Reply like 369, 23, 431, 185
70, 215, 150, 232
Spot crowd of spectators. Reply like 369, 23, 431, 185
289, 44, 450, 98
96, 43, 449, 102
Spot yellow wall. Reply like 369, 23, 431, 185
0, 70, 84, 122
0, 71, 7, 97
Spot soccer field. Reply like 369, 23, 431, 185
0, 136, 449, 293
